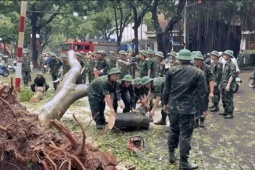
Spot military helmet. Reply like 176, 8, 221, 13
176, 49, 193, 61
193, 52, 204, 61
51, 53, 57, 57
109, 51, 114, 54
75, 52, 82, 57
108, 67, 122, 75
80, 51, 85, 54
155, 51, 164, 58
139, 50, 147, 57
37, 73, 44, 76
141, 76, 153, 85
97, 50, 106, 56
147, 49, 155, 55
121, 74, 133, 82
133, 77, 142, 85
191, 51, 197, 56
211, 50, 219, 57
218, 51, 223, 56
170, 51, 177, 58
23, 48, 29, 54
223, 50, 234, 58
60, 53, 67, 58
118, 50, 127, 55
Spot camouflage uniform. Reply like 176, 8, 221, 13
115, 81, 136, 113
118, 62, 130, 79
163, 64, 207, 164
49, 58, 63, 81
95, 58, 109, 76
158, 61, 165, 77
139, 60, 152, 78
150, 57, 158, 78
211, 61, 223, 108
22, 57, 31, 85
108, 57, 117, 70
62, 62, 70, 76
88, 75, 117, 125
220, 60, 236, 117
88, 58, 96, 83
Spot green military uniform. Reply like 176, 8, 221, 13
118, 50, 130, 79
139, 50, 153, 78
194, 52, 213, 127
88, 52, 96, 83
115, 75, 135, 113
147, 49, 158, 78
80, 51, 89, 84
163, 49, 207, 169
219, 50, 236, 119
95, 50, 109, 76
133, 77, 146, 109
108, 51, 117, 70
210, 51, 223, 112
88, 68, 121, 127
49, 55, 63, 81
155, 51, 165, 77
22, 49, 31, 86
60, 54, 70, 76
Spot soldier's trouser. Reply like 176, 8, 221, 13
221, 90, 234, 113
22, 71, 30, 85
121, 91, 131, 113
195, 93, 209, 120
88, 71, 94, 83
51, 74, 58, 81
88, 96, 106, 125
212, 85, 220, 106
168, 113, 195, 159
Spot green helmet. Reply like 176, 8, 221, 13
141, 76, 152, 85
176, 49, 193, 61
108, 67, 122, 75
23, 48, 29, 54
133, 77, 142, 85
51, 53, 57, 57
75, 52, 82, 57
191, 51, 197, 56
223, 50, 234, 58
211, 50, 219, 57
37, 73, 44, 76
109, 51, 114, 54
155, 51, 164, 58
118, 50, 127, 55
97, 50, 106, 56
139, 50, 147, 57
60, 53, 67, 58
170, 51, 177, 58
193, 52, 204, 61
121, 74, 133, 82
147, 49, 155, 55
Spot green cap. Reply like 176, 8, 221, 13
211, 51, 219, 57
133, 77, 142, 85
147, 49, 155, 55
23, 48, 29, 54
76, 52, 82, 57
223, 50, 234, 58
191, 51, 197, 56
80, 51, 85, 54
108, 67, 122, 75
121, 74, 133, 81
170, 51, 177, 58
37, 73, 44, 76
176, 49, 193, 61
109, 51, 114, 54
139, 50, 147, 57
60, 54, 67, 58
141, 76, 152, 85
97, 50, 106, 56
155, 51, 164, 58
119, 50, 127, 55
193, 52, 204, 60
51, 53, 57, 57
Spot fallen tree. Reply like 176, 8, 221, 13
0, 83, 117, 169
39, 50, 88, 126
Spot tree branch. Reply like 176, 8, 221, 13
38, 13, 59, 29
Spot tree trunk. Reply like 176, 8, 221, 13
30, 87, 44, 103
151, 9, 164, 51
31, 13, 38, 67
39, 50, 88, 126
133, 25, 139, 54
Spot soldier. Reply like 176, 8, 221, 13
209, 51, 223, 112
48, 53, 63, 81
94, 50, 109, 78
117, 50, 130, 79
194, 52, 214, 127
60, 53, 70, 76
147, 49, 158, 78
163, 49, 207, 169
21, 49, 31, 86
138, 50, 152, 78
30, 73, 49, 92
141, 76, 167, 124
219, 50, 236, 119
88, 52, 96, 83
88, 68, 122, 129
155, 51, 165, 77
133, 77, 146, 109
108, 51, 117, 70
76, 52, 86, 84
80, 51, 89, 84
115, 74, 136, 113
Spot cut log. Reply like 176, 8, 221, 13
30, 87, 44, 103
39, 51, 87, 126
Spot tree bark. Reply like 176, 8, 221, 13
31, 12, 39, 67
39, 50, 88, 126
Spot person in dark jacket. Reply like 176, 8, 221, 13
30, 73, 49, 92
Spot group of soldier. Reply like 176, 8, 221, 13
20, 47, 237, 169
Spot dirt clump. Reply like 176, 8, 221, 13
0, 84, 117, 170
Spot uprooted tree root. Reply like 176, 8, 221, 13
0, 84, 117, 170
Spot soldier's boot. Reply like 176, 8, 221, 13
199, 116, 205, 128
169, 151, 176, 164
224, 112, 234, 119
179, 157, 198, 170
154, 111, 167, 125
210, 104, 219, 112
219, 111, 227, 115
